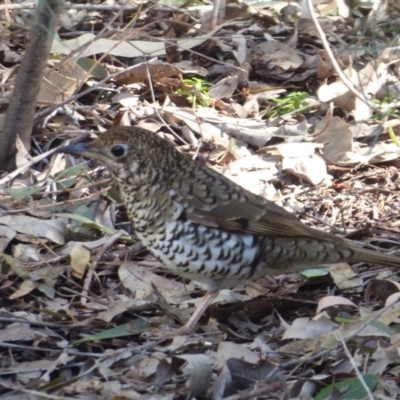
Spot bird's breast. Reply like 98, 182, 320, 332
138, 219, 262, 286
121, 186, 262, 286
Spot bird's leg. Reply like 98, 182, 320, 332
140, 290, 219, 339
176, 291, 219, 335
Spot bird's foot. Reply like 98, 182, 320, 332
141, 292, 219, 339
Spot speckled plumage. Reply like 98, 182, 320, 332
58, 127, 400, 333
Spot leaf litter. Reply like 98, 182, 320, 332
0, 0, 400, 398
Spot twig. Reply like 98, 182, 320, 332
220, 300, 395, 399
0, 132, 90, 186
0, 145, 58, 186
81, 230, 125, 305
305, 0, 380, 112
0, 339, 165, 358
221, 381, 282, 400
0, 183, 112, 214
282, 296, 396, 375
0, 385, 73, 400
144, 59, 188, 145
337, 331, 375, 400
70, 3, 149, 93
0, 342, 103, 357
255, 296, 400, 397
0, 317, 82, 329
34, 61, 154, 122
0, 2, 191, 12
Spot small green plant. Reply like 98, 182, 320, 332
388, 125, 400, 147
177, 78, 213, 108
373, 96, 400, 121
267, 91, 311, 118
370, 97, 400, 147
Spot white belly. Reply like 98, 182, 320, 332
137, 220, 259, 287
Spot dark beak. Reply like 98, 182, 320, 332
56, 142, 109, 164
56, 142, 92, 157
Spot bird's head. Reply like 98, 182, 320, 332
57, 127, 176, 182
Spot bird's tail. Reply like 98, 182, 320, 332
348, 245, 400, 268
263, 237, 400, 273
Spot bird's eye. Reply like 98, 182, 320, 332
111, 145, 126, 158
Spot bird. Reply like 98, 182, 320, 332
57, 126, 400, 334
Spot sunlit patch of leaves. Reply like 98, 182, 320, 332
177, 77, 213, 108
267, 91, 311, 118
388, 125, 400, 147
373, 96, 400, 121
373, 96, 400, 147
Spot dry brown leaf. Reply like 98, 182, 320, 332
118, 261, 194, 303
10, 280, 40, 299
178, 354, 213, 398
328, 263, 363, 289
38, 62, 87, 106
51, 26, 228, 58
282, 316, 337, 340
282, 153, 330, 186
115, 59, 182, 85
70, 245, 91, 279
365, 279, 400, 305
316, 295, 357, 314
0, 215, 67, 245
214, 341, 259, 370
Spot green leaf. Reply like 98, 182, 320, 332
53, 212, 117, 235
271, 91, 311, 117
54, 164, 91, 189
315, 374, 378, 400
53, 212, 133, 243
367, 320, 396, 336
73, 320, 150, 345
76, 57, 108, 79
334, 316, 358, 323
388, 125, 400, 147
158, 0, 192, 6
299, 268, 329, 278
6, 184, 43, 201
37, 283, 55, 299
70, 204, 97, 234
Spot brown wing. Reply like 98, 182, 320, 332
170, 159, 339, 242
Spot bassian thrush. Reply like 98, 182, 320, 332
58, 127, 400, 333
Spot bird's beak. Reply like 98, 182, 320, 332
56, 142, 113, 165
57, 142, 89, 156
56, 142, 100, 159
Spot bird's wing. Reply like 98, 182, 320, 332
170, 162, 335, 241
